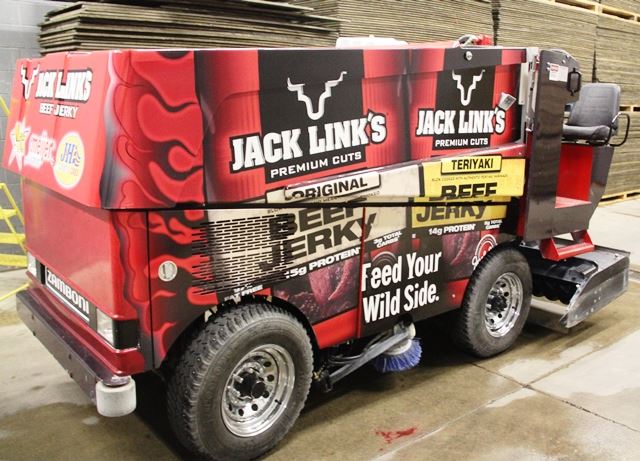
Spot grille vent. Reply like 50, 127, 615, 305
191, 212, 298, 295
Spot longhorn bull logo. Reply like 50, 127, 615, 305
20, 65, 39, 100
451, 69, 485, 106
287, 71, 347, 121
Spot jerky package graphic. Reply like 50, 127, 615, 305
358, 204, 504, 336
409, 48, 524, 160
159, 206, 369, 327
427, 65, 499, 150
360, 226, 445, 336
4, 47, 525, 209
196, 48, 408, 203
274, 256, 359, 324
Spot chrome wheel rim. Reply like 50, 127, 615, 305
484, 272, 523, 338
221, 344, 295, 437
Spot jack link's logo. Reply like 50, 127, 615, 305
451, 69, 485, 106
19, 65, 92, 103
287, 71, 347, 120
230, 69, 386, 181
415, 67, 506, 148
20, 65, 39, 99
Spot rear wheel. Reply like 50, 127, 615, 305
452, 246, 532, 358
167, 302, 313, 461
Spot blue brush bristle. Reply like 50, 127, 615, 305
372, 339, 422, 373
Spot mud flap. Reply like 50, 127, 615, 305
520, 242, 629, 328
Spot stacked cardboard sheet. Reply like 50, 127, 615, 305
600, 0, 640, 13
595, 6, 640, 195
39, 0, 339, 53
293, 0, 494, 43
493, 0, 597, 82
605, 111, 640, 195
595, 15, 640, 105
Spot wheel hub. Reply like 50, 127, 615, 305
222, 345, 295, 437
489, 294, 508, 312
484, 272, 524, 338
235, 372, 267, 399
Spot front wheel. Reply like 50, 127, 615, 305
452, 246, 532, 358
167, 302, 313, 461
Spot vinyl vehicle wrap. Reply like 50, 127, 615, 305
4, 45, 528, 366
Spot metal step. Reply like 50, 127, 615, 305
0, 232, 25, 245
0, 254, 27, 267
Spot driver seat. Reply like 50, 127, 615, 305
562, 83, 621, 145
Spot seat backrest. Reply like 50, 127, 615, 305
567, 83, 620, 128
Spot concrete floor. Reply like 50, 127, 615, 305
1, 198, 639, 461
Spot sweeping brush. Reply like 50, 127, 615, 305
372, 324, 422, 373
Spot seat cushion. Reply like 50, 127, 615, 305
567, 83, 620, 128
562, 124, 611, 142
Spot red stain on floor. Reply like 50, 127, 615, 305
375, 427, 418, 444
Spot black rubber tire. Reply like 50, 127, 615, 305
452, 246, 532, 358
166, 302, 313, 461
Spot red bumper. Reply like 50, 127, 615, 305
17, 284, 146, 401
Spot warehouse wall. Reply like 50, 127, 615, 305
0, 0, 65, 213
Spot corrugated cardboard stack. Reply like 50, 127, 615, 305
599, 0, 640, 12
493, 0, 597, 82
607, 112, 640, 195
494, 0, 640, 196
595, 15, 640, 105
39, 0, 339, 53
595, 7, 640, 196
293, 0, 494, 43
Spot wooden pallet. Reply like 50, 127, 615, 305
601, 189, 640, 203
599, 3, 640, 21
620, 105, 640, 112
533, 0, 640, 22
542, 0, 599, 13
525, 0, 599, 15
